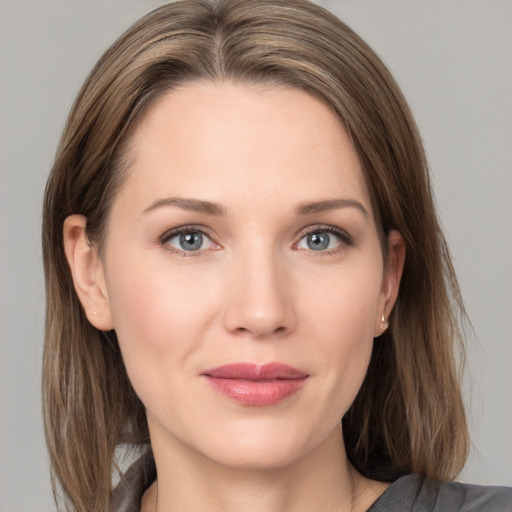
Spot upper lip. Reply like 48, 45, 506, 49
201, 362, 309, 381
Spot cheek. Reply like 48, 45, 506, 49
299, 259, 382, 412
304, 257, 383, 341
108, 252, 212, 328
104, 254, 221, 383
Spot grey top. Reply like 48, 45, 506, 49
110, 453, 512, 511
367, 474, 512, 511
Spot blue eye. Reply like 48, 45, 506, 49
165, 230, 214, 252
306, 232, 330, 250
297, 229, 347, 252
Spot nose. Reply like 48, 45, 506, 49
222, 246, 295, 338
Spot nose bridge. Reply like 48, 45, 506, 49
223, 239, 294, 337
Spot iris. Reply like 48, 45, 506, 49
307, 232, 330, 251
180, 232, 203, 251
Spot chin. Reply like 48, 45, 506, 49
191, 419, 328, 471
205, 442, 306, 471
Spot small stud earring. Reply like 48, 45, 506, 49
381, 315, 389, 330
92, 311, 98, 316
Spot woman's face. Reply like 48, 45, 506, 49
91, 83, 402, 469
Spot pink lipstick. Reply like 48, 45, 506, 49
201, 363, 309, 406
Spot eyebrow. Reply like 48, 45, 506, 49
295, 198, 368, 217
142, 196, 368, 218
142, 197, 226, 216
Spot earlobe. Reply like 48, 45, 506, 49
374, 230, 406, 337
63, 215, 114, 331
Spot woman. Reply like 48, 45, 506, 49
42, 0, 511, 511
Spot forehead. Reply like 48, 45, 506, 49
115, 81, 372, 216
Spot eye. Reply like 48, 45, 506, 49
163, 229, 217, 253
296, 227, 351, 252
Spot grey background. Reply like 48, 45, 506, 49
1, 1, 511, 510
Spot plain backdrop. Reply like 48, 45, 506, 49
1, 1, 511, 510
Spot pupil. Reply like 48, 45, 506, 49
308, 232, 329, 251
180, 232, 202, 251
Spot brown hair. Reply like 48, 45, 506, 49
42, 0, 469, 509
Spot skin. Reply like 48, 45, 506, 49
64, 82, 405, 511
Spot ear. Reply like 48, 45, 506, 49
374, 230, 406, 337
63, 215, 114, 331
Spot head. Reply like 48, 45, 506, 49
42, 0, 468, 510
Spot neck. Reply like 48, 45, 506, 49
145, 423, 385, 512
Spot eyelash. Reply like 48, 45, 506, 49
159, 224, 354, 257
159, 224, 218, 257
293, 225, 354, 255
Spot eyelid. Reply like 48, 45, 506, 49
293, 224, 354, 251
157, 223, 353, 255
159, 224, 220, 255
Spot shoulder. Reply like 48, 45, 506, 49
368, 474, 512, 512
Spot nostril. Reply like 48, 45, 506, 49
230, 324, 288, 338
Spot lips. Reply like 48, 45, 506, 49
201, 363, 309, 406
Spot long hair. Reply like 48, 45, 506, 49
42, 0, 469, 509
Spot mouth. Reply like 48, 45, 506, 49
200, 362, 309, 406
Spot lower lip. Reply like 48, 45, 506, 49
204, 376, 307, 406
